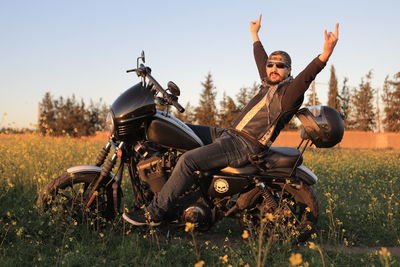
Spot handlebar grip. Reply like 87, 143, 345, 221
126, 69, 136, 73
172, 101, 185, 113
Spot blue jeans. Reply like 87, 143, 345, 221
147, 131, 262, 220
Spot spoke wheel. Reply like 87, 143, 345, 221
239, 183, 318, 242
37, 172, 119, 226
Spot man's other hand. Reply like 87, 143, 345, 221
319, 23, 339, 63
250, 14, 262, 43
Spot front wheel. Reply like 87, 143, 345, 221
239, 182, 318, 242
37, 171, 120, 224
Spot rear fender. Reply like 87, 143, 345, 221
260, 165, 317, 185
296, 165, 318, 185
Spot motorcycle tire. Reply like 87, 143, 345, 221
239, 182, 318, 243
36, 171, 120, 224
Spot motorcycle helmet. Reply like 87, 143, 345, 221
296, 105, 344, 148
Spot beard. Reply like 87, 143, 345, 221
266, 72, 283, 85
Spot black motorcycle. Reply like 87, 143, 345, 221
37, 52, 344, 241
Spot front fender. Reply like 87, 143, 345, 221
66, 165, 116, 179
67, 165, 102, 174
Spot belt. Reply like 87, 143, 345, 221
228, 128, 267, 150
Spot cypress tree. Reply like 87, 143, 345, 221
382, 72, 400, 132
327, 65, 340, 112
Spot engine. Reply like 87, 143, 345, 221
182, 202, 213, 231
137, 153, 169, 193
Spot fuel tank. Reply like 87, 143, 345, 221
146, 111, 204, 151
110, 82, 156, 139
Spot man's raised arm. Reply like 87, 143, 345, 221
250, 14, 262, 43
251, 15, 268, 80
318, 23, 339, 63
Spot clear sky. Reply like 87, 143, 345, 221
1, 0, 399, 128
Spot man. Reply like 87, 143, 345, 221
123, 15, 339, 226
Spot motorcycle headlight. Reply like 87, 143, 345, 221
105, 111, 115, 133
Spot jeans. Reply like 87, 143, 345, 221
147, 131, 262, 220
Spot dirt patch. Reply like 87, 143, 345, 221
322, 245, 400, 257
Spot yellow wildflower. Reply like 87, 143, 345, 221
194, 260, 205, 267
219, 254, 229, 263
308, 242, 317, 250
289, 253, 302, 266
185, 222, 195, 232
311, 233, 317, 239
266, 213, 275, 221
241, 230, 249, 239
378, 247, 391, 257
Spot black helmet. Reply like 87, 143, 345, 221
296, 105, 344, 148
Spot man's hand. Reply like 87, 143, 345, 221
319, 23, 339, 63
250, 14, 262, 43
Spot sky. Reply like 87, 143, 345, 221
1, 0, 399, 128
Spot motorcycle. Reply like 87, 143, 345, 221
37, 52, 344, 241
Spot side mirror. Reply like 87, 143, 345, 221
167, 81, 181, 96
141, 50, 145, 63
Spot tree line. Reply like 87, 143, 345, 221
322, 66, 400, 132
38, 92, 108, 137
36, 68, 400, 137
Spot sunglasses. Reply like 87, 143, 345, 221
266, 62, 288, 69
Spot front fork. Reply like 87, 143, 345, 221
86, 139, 125, 210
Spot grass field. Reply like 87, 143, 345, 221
0, 134, 399, 266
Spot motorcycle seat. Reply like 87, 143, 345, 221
220, 147, 302, 175
260, 147, 302, 169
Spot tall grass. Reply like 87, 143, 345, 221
0, 134, 399, 266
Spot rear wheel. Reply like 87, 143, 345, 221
239, 182, 318, 242
37, 171, 120, 225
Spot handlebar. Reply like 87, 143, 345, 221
128, 65, 185, 113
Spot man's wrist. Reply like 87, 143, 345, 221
318, 52, 330, 63
251, 32, 260, 43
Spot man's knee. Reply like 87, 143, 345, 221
179, 150, 196, 166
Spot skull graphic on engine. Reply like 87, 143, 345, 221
214, 178, 229, 194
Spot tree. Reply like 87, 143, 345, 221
350, 71, 376, 131
194, 73, 218, 126
327, 65, 341, 112
236, 82, 259, 110
38, 92, 108, 137
283, 118, 299, 130
304, 81, 321, 107
39, 92, 57, 135
382, 72, 400, 132
217, 92, 238, 128
173, 102, 196, 124
88, 99, 109, 131
338, 77, 352, 129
